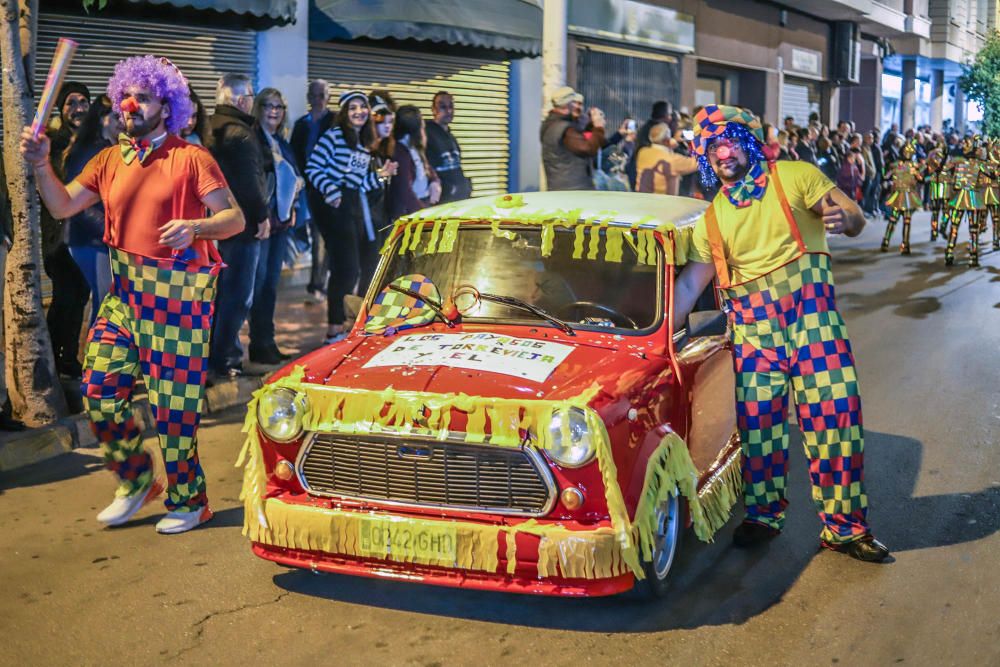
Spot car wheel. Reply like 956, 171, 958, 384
633, 492, 684, 599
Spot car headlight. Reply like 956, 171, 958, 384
257, 388, 307, 443
545, 408, 596, 467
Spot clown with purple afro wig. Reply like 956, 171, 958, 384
16, 54, 249, 536
107, 55, 193, 136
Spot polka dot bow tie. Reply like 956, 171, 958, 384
119, 133, 152, 165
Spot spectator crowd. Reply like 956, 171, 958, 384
28, 72, 975, 388
33, 76, 472, 385
538, 85, 969, 223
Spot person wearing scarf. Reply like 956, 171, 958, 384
672, 104, 890, 562
20, 55, 245, 535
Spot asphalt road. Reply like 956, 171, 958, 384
2, 210, 999, 667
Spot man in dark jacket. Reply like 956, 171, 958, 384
205, 73, 269, 380
425, 90, 472, 203
290, 79, 334, 302
43, 81, 92, 378
540, 86, 608, 191
795, 127, 817, 165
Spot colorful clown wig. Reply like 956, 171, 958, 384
106, 55, 193, 135
694, 122, 769, 189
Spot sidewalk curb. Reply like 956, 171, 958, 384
0, 376, 263, 473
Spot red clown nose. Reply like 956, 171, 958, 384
120, 97, 140, 113
716, 144, 732, 160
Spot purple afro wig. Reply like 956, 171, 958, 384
107, 55, 193, 135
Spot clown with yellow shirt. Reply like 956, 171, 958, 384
674, 105, 890, 563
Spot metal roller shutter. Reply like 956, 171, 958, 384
0, 12, 257, 136
576, 44, 681, 126
37, 13, 257, 114
308, 42, 510, 197
781, 78, 820, 128
11, 13, 256, 300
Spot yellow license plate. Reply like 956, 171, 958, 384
358, 517, 458, 563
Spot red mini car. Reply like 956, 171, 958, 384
239, 192, 741, 597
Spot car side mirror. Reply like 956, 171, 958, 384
688, 310, 727, 338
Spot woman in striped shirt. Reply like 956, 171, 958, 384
305, 90, 397, 343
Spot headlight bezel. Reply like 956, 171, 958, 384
543, 407, 597, 468
257, 387, 308, 443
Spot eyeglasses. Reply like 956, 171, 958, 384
263, 103, 286, 111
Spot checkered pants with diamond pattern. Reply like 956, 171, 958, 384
81, 248, 219, 512
724, 253, 869, 545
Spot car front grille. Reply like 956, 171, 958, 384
297, 433, 555, 516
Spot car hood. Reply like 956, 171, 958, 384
283, 326, 665, 404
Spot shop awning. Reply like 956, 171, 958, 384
126, 0, 297, 24
310, 0, 544, 56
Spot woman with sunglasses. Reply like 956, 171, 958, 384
249, 87, 304, 363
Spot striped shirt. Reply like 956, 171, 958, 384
305, 126, 381, 203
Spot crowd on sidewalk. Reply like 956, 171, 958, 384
538, 84, 972, 224
31, 75, 473, 386
23, 72, 979, 391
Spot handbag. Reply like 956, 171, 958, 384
264, 132, 304, 224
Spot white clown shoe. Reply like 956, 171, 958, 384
96, 479, 165, 526
155, 506, 214, 534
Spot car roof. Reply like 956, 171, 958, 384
414, 191, 708, 230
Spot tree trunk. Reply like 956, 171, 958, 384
0, 0, 68, 425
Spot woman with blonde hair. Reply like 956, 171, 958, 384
249, 87, 304, 363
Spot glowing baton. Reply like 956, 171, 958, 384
30, 37, 79, 139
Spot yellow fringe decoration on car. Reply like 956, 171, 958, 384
695, 446, 744, 540
249, 498, 502, 572
236, 370, 313, 531
239, 367, 740, 579
380, 208, 687, 267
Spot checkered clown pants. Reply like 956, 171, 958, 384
81, 248, 219, 512
724, 253, 869, 545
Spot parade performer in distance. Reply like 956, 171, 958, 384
925, 138, 950, 241
980, 139, 1000, 251
672, 105, 890, 562
881, 140, 923, 254
941, 136, 987, 266
20, 56, 245, 533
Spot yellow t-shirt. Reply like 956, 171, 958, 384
689, 160, 835, 284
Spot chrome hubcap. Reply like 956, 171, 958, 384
652, 493, 680, 580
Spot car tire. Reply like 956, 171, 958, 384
632, 492, 684, 600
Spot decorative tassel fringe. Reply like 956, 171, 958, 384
238, 367, 739, 581
377, 203, 697, 266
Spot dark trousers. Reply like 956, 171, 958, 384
44, 243, 89, 372
248, 227, 288, 351
316, 192, 379, 326
306, 189, 330, 294
209, 237, 261, 372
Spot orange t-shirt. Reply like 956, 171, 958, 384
75, 135, 229, 266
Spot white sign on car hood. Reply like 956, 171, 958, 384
362, 332, 574, 383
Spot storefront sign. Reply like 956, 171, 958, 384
568, 0, 695, 54
363, 332, 575, 383
782, 44, 824, 79
791, 48, 821, 76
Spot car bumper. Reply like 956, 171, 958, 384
247, 494, 636, 597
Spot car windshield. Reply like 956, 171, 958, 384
373, 223, 662, 332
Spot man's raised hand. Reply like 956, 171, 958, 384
19, 127, 51, 167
